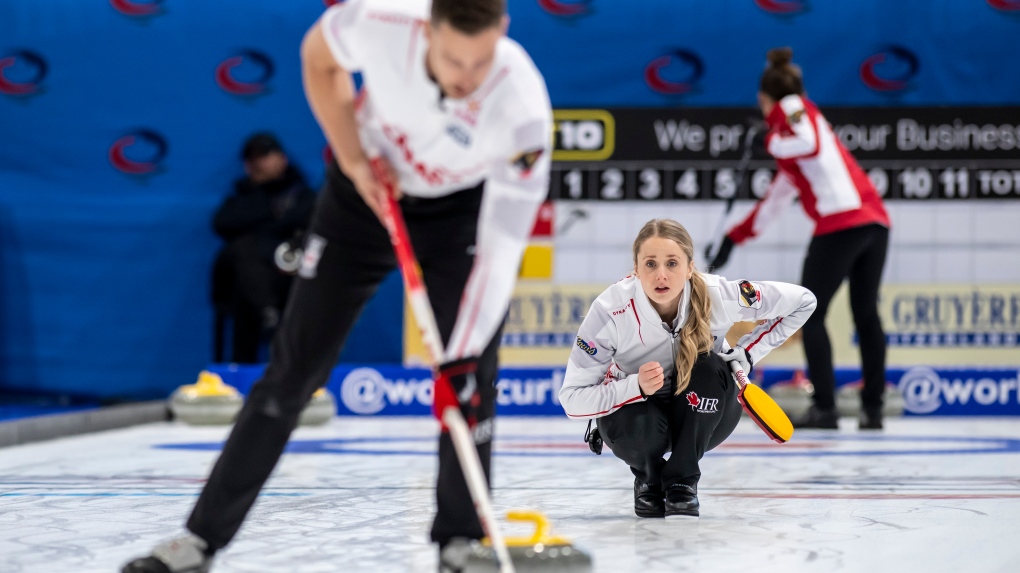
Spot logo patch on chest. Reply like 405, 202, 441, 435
445, 124, 472, 147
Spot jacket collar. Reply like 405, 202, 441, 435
631, 277, 692, 335
675, 279, 693, 333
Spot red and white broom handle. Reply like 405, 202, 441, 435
369, 158, 516, 573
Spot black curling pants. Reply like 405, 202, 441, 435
596, 352, 741, 491
187, 163, 499, 550
800, 224, 889, 412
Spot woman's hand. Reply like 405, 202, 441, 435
638, 361, 664, 396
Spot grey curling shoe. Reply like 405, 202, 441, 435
121, 534, 212, 573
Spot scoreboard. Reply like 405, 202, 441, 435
549, 107, 1020, 202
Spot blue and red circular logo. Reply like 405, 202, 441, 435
109, 130, 168, 175
110, 0, 165, 18
644, 50, 704, 95
537, 0, 592, 17
754, 0, 808, 15
0, 50, 47, 97
859, 46, 919, 92
216, 50, 275, 97
988, 0, 1020, 11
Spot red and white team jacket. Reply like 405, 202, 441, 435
727, 94, 890, 244
322, 0, 552, 362
558, 274, 816, 419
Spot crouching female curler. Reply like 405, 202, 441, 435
559, 219, 816, 518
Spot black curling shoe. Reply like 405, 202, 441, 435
664, 484, 699, 519
792, 405, 839, 429
859, 407, 884, 430
634, 479, 664, 518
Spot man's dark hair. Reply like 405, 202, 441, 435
430, 0, 504, 35
241, 132, 283, 161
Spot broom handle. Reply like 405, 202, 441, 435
370, 158, 516, 573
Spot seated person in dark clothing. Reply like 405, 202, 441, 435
211, 133, 316, 363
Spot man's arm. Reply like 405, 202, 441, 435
300, 17, 390, 221
442, 119, 552, 363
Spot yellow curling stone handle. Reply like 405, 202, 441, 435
484, 510, 572, 547
178, 371, 241, 399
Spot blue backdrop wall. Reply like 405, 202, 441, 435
1, 0, 1018, 399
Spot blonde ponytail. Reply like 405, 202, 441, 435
675, 270, 713, 394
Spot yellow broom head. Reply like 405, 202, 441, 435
738, 383, 794, 443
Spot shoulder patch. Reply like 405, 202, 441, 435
576, 336, 598, 356
511, 148, 544, 175
737, 280, 763, 309
787, 109, 804, 124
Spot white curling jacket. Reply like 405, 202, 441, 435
727, 94, 890, 241
558, 274, 816, 419
321, 0, 552, 362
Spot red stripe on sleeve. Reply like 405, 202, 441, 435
745, 317, 784, 351
453, 258, 491, 359
566, 394, 644, 419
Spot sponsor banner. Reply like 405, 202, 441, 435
763, 366, 1020, 416
759, 366, 1020, 416
550, 107, 1020, 201
207, 364, 568, 416
824, 284, 1020, 368
503, 282, 605, 347
894, 366, 1020, 416
407, 283, 1020, 369
406, 284, 805, 368
207, 363, 1020, 416
880, 284, 1020, 347
404, 283, 606, 367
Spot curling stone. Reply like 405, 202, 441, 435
170, 370, 243, 425
765, 370, 813, 419
298, 388, 337, 426
440, 510, 593, 573
836, 382, 905, 418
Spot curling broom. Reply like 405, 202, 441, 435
369, 159, 515, 573
369, 159, 591, 573
730, 362, 794, 444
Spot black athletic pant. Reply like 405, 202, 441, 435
596, 352, 741, 491
188, 163, 499, 550
800, 224, 889, 411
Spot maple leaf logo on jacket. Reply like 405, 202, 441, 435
686, 392, 700, 408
